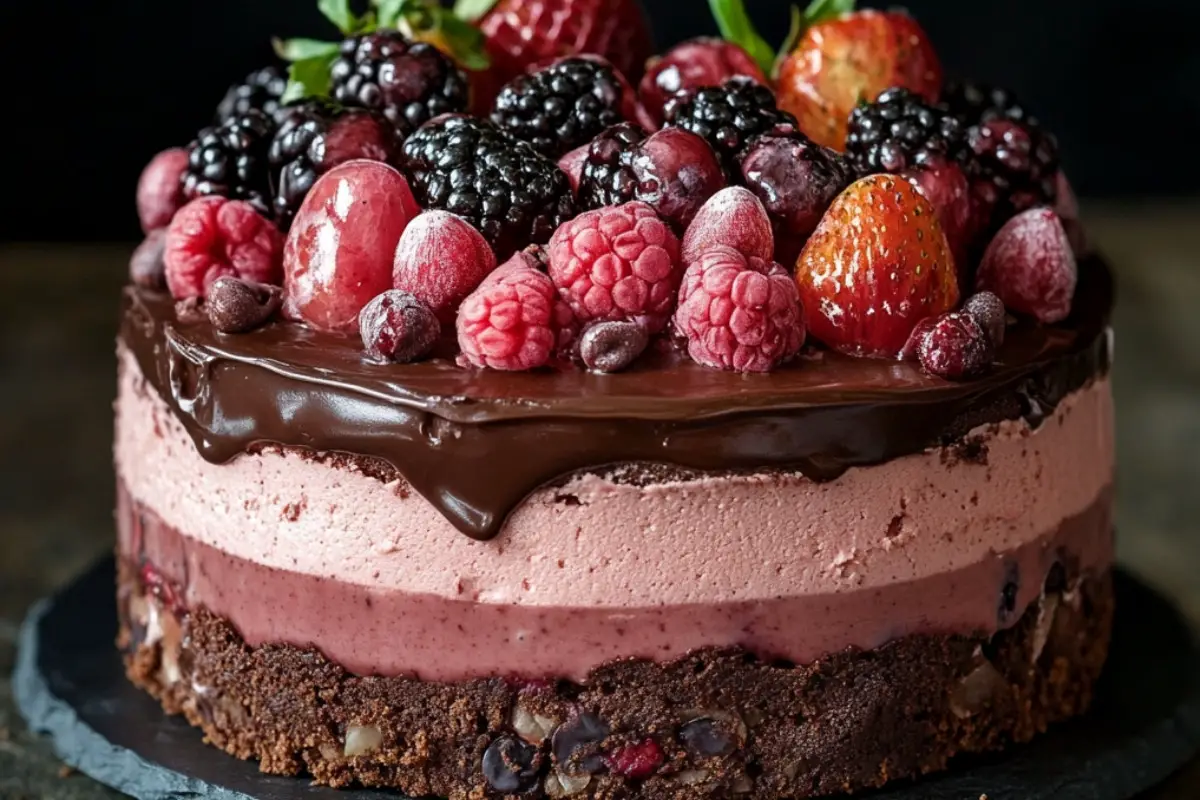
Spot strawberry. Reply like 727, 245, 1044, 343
462, 0, 654, 92
777, 7, 942, 151
795, 175, 959, 357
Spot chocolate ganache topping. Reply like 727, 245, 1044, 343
120, 256, 1113, 540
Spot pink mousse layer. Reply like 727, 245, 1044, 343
115, 347, 1115, 681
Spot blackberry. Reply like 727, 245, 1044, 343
269, 100, 398, 227
491, 58, 630, 157
216, 66, 287, 124
578, 122, 647, 209
330, 32, 468, 142
182, 109, 276, 218
402, 115, 576, 257
940, 79, 1035, 127
845, 87, 967, 174
968, 118, 1059, 221
663, 77, 796, 169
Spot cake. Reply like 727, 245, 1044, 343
116, 1, 1114, 798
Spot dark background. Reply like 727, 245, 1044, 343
1, 0, 1197, 242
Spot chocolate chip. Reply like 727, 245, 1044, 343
579, 321, 649, 372
482, 734, 543, 792
359, 289, 439, 364
130, 229, 167, 290
207, 277, 282, 334
680, 718, 735, 757
551, 712, 610, 775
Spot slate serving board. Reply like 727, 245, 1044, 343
14, 558, 1200, 800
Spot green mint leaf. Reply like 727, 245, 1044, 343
453, 0, 499, 23
273, 37, 341, 62
708, 0, 776, 76
318, 0, 358, 33
434, 14, 492, 70
802, 0, 855, 27
281, 53, 337, 104
373, 0, 407, 29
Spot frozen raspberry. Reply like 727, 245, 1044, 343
206, 276, 282, 333
393, 211, 498, 323
962, 290, 1007, 347
918, 311, 993, 379
976, 207, 1077, 323
136, 148, 189, 234
578, 320, 649, 372
547, 202, 682, 333
604, 739, 663, 779
682, 186, 773, 264
164, 197, 283, 300
457, 254, 561, 371
139, 563, 185, 616
675, 246, 805, 373
898, 316, 937, 362
130, 229, 167, 289
359, 290, 440, 364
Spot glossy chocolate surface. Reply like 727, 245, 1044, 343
119, 256, 1114, 540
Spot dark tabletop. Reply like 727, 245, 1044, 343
1, 203, 1198, 798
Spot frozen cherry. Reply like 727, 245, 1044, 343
359, 290, 440, 363
130, 229, 168, 289
482, 734, 543, 792
137, 147, 189, 234
629, 128, 725, 230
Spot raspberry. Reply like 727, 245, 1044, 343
457, 254, 562, 371
547, 202, 682, 333
164, 197, 283, 300
675, 245, 805, 373
682, 186, 773, 264
393, 211, 498, 323
976, 207, 1077, 323
917, 311, 993, 379
136, 148, 189, 234
359, 290, 440, 364
604, 739, 663, 779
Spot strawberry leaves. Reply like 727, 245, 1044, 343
709, 0, 856, 76
453, 0, 499, 23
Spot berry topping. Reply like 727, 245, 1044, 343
918, 311, 993, 379
164, 197, 284, 300
359, 290, 440, 364
675, 246, 805, 373
393, 211, 498, 322
206, 276, 283, 334
477, 0, 653, 90
898, 316, 937, 363
269, 100, 398, 228
664, 77, 797, 170
457, 253, 563, 371
130, 230, 168, 290
738, 128, 857, 264
578, 320, 649, 372
491, 56, 634, 157
216, 66, 288, 124
777, 9, 943, 150
967, 119, 1060, 225
795, 175, 959, 357
682, 186, 773, 265
940, 80, 1034, 127
962, 290, 1007, 347
182, 110, 277, 219
577, 122, 647, 208
136, 148, 190, 234
403, 115, 576, 258
139, 563, 185, 616
547, 201, 682, 333
639, 38, 766, 125
846, 87, 967, 174
975, 207, 1077, 324
481, 734, 543, 793
557, 143, 591, 195
903, 155, 976, 269
330, 32, 469, 142
552, 712, 611, 776
604, 739, 664, 780
282, 160, 420, 333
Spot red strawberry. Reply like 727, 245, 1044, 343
473, 0, 654, 90
795, 175, 959, 357
777, 10, 942, 150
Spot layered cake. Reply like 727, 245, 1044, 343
117, 0, 1114, 797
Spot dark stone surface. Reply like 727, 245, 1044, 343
2, 205, 1200, 797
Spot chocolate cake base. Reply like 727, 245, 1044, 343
112, 556, 1113, 800
18, 557, 1200, 800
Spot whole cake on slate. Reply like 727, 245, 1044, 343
117, 0, 1114, 797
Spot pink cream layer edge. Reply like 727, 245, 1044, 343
114, 346, 1115, 682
